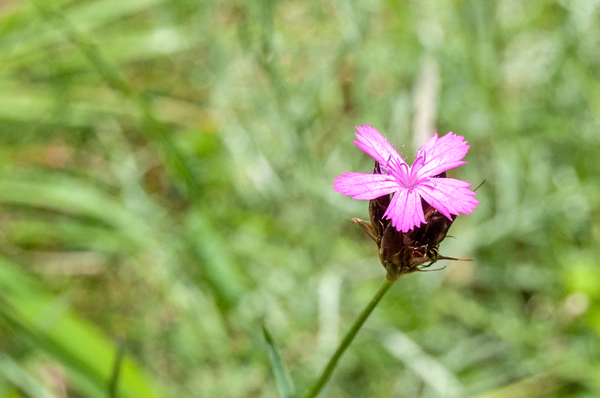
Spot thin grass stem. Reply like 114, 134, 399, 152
302, 278, 395, 398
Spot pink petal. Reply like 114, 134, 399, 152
383, 188, 426, 233
414, 177, 479, 220
353, 125, 406, 170
415, 132, 470, 178
333, 172, 399, 200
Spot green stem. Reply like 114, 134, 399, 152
302, 278, 395, 398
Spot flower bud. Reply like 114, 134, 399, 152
364, 169, 463, 280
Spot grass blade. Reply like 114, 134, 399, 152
0, 353, 60, 398
260, 319, 295, 398
0, 256, 165, 398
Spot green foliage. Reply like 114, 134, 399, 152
261, 319, 295, 398
0, 0, 599, 397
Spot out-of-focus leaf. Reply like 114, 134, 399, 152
470, 373, 562, 398
0, 173, 151, 245
0, 353, 59, 398
186, 208, 246, 307
0, 256, 164, 398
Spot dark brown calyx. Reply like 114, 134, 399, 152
353, 167, 469, 281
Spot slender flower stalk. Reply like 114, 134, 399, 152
302, 279, 395, 398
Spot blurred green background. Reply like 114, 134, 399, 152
0, 0, 599, 397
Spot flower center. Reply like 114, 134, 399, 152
392, 156, 430, 189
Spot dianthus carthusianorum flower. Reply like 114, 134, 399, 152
334, 125, 479, 233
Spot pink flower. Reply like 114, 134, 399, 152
334, 125, 479, 233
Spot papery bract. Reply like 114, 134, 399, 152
334, 125, 478, 233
